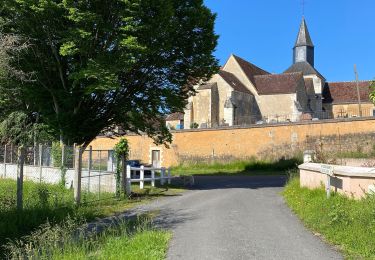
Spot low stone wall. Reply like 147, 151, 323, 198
299, 163, 375, 199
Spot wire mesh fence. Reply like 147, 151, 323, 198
0, 145, 120, 204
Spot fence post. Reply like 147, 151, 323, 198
151, 169, 155, 187
167, 168, 171, 185
121, 154, 126, 194
161, 167, 165, 185
126, 165, 131, 195
39, 144, 43, 183
4, 144, 7, 178
140, 165, 144, 189
88, 146, 92, 192
74, 146, 83, 205
17, 146, 25, 211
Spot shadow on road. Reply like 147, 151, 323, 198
190, 175, 287, 190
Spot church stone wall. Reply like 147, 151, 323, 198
90, 118, 375, 167
257, 93, 297, 121
231, 91, 255, 125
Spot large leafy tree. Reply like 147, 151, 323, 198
0, 0, 218, 147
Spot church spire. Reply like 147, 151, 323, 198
293, 17, 315, 66
295, 17, 314, 47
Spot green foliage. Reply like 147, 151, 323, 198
114, 138, 130, 197
172, 157, 302, 175
0, 0, 218, 146
190, 122, 199, 129
0, 178, 180, 256
283, 177, 375, 258
6, 215, 171, 260
369, 80, 375, 103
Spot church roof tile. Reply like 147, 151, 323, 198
218, 70, 251, 94
323, 81, 373, 104
254, 72, 303, 95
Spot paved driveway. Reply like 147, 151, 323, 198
138, 175, 342, 260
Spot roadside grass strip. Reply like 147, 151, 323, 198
0, 179, 182, 257
5, 215, 171, 260
172, 157, 302, 175
283, 175, 375, 259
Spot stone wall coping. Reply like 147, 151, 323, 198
299, 162, 375, 178
95, 117, 375, 137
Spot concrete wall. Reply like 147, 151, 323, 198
90, 118, 375, 167
0, 164, 116, 193
299, 163, 375, 199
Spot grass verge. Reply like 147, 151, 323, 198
283, 175, 375, 259
5, 215, 171, 260
0, 179, 182, 256
172, 158, 302, 176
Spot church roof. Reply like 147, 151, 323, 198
254, 72, 303, 95
231, 55, 270, 84
295, 17, 314, 47
323, 81, 373, 104
218, 70, 251, 94
284, 61, 324, 79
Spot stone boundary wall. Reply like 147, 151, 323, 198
90, 118, 375, 167
299, 163, 375, 199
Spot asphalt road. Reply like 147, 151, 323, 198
138, 175, 343, 260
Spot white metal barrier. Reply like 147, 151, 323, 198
125, 165, 173, 195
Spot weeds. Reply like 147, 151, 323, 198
283, 176, 375, 258
172, 157, 302, 175
5, 215, 170, 260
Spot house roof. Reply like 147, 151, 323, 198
166, 112, 184, 121
295, 17, 314, 47
218, 70, 251, 94
284, 61, 324, 79
253, 72, 303, 95
231, 55, 270, 84
323, 81, 373, 104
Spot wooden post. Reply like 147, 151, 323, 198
161, 167, 166, 185
126, 165, 131, 195
140, 165, 144, 189
39, 144, 43, 182
151, 169, 155, 187
17, 146, 25, 211
74, 146, 83, 205
4, 145, 7, 178
167, 168, 171, 185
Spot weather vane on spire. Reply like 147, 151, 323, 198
301, 0, 306, 16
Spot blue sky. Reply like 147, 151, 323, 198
204, 0, 375, 82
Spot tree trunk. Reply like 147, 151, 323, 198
17, 146, 25, 211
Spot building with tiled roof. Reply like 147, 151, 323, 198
167, 17, 374, 129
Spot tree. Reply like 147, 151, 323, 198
0, 0, 218, 148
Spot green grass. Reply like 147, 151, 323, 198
172, 158, 302, 176
6, 215, 171, 260
283, 175, 375, 259
0, 179, 183, 257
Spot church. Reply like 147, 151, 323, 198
166, 18, 374, 130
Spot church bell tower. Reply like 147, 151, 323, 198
293, 18, 314, 66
